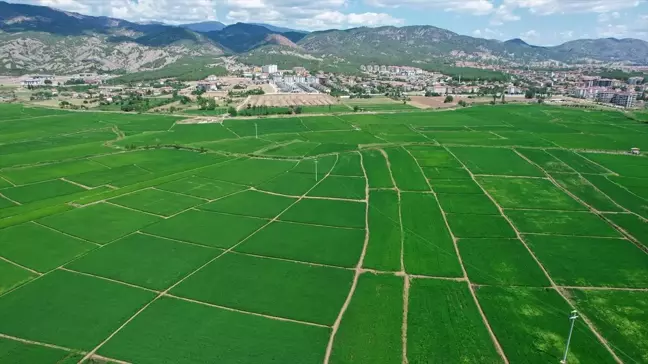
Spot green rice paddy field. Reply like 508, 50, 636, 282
0, 103, 647, 363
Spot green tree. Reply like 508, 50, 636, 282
228, 106, 238, 116
444, 95, 454, 103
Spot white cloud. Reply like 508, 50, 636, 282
9, 0, 219, 24
520, 29, 538, 40
597, 12, 621, 23
365, 0, 495, 15
502, 0, 640, 15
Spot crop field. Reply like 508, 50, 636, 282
0, 103, 647, 363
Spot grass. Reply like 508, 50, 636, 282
437, 193, 499, 214
330, 274, 403, 364
1, 180, 85, 204
551, 173, 623, 212
507, 210, 621, 237
235, 221, 365, 267
585, 175, 648, 219
67, 233, 220, 290
525, 235, 648, 288
406, 145, 462, 168
476, 286, 617, 364
401, 192, 462, 276
257, 172, 319, 196
446, 214, 517, 238
331, 152, 364, 176
450, 147, 544, 177
477, 177, 587, 211
99, 297, 330, 364
361, 150, 394, 189
604, 213, 648, 249
38, 202, 161, 244
0, 337, 77, 364
364, 190, 402, 271
156, 176, 246, 200
200, 190, 295, 218
569, 289, 648, 363
308, 175, 366, 199
459, 238, 550, 287
0, 222, 95, 272
280, 198, 366, 228
0, 270, 155, 350
548, 150, 609, 174
407, 279, 502, 364
110, 188, 204, 216
0, 260, 36, 295
1, 103, 648, 362
384, 147, 429, 191
143, 209, 267, 249
171, 252, 353, 325
197, 158, 297, 186
1, 159, 108, 185
421, 166, 471, 180
517, 149, 574, 173
430, 178, 484, 194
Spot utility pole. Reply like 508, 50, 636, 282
255, 123, 258, 139
560, 310, 579, 364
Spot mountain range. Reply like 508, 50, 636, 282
1, 0, 648, 75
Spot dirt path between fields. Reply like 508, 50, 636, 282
513, 149, 648, 255
79, 154, 343, 364
446, 146, 623, 364
407, 146, 510, 364
0, 333, 130, 364
323, 151, 371, 364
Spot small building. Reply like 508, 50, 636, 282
631, 147, 640, 155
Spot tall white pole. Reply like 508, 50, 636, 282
561, 310, 579, 364
255, 123, 258, 139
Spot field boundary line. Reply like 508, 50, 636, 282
448, 146, 623, 364
32, 221, 102, 247
59, 267, 159, 293
168, 188, 253, 219
401, 276, 410, 364
228, 250, 353, 271
406, 146, 510, 364
406, 124, 435, 143
323, 151, 371, 364
0, 192, 21, 206
58, 268, 331, 330
559, 285, 648, 292
0, 254, 41, 275
573, 152, 619, 176
60, 177, 92, 190
137, 231, 225, 251
253, 187, 366, 203
514, 149, 648, 255
379, 147, 409, 363
103, 201, 168, 219
0, 333, 131, 364
149, 187, 210, 201
79, 154, 342, 363
165, 294, 330, 329
0, 176, 16, 187
521, 232, 628, 240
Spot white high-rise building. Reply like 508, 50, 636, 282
262, 64, 278, 74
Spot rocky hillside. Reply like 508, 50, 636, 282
2, 0, 648, 75
0, 1, 223, 74
297, 26, 648, 65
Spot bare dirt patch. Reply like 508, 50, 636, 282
246, 94, 339, 107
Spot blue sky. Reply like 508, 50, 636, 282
8, 0, 648, 45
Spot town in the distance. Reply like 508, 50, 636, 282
1, 58, 645, 115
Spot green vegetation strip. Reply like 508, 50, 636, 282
331, 274, 403, 364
